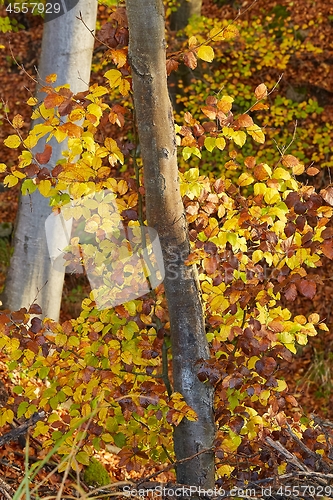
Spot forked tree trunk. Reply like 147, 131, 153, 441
2, 0, 97, 320
127, 0, 215, 488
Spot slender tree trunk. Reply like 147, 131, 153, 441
2, 0, 97, 320
170, 0, 202, 31
127, 0, 215, 488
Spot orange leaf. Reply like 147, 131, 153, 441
281, 154, 300, 168
254, 83, 268, 100
201, 106, 216, 120
45, 73, 57, 83
13, 114, 24, 129
44, 93, 66, 109
306, 166, 320, 176
251, 102, 269, 111
58, 123, 82, 138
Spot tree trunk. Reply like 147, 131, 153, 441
127, 0, 215, 488
170, 0, 202, 31
2, 0, 97, 320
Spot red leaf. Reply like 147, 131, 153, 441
35, 145, 52, 165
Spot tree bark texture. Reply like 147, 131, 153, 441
2, 0, 97, 320
170, 0, 202, 31
127, 0, 215, 488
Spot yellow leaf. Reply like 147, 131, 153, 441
0, 163, 7, 173
218, 96, 233, 113
38, 180, 52, 197
209, 26, 226, 41
53, 128, 68, 143
104, 69, 122, 88
119, 79, 130, 96
69, 108, 85, 122
216, 137, 226, 150
13, 170, 26, 179
3, 175, 18, 187
238, 172, 254, 186
197, 45, 214, 62
264, 188, 281, 205
292, 163, 305, 176
4, 134, 21, 149
188, 36, 197, 48
223, 25, 239, 40
27, 97, 38, 106
18, 150, 33, 168
233, 130, 246, 148
247, 125, 265, 144
23, 134, 38, 149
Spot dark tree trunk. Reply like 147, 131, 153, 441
127, 0, 215, 488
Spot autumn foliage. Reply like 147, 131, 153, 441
1, 0, 333, 490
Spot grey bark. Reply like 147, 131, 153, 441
2, 0, 97, 320
170, 0, 202, 31
127, 0, 215, 488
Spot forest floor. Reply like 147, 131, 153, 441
0, 0, 333, 494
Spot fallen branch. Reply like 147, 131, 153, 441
0, 411, 45, 447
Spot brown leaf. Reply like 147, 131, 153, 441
183, 51, 197, 70
255, 357, 277, 377
35, 145, 52, 165
297, 279, 316, 299
320, 187, 333, 206
234, 114, 253, 128
284, 222, 296, 238
285, 191, 300, 208
321, 228, 333, 239
284, 283, 297, 301
58, 99, 75, 116
321, 240, 333, 260
28, 304, 43, 315
166, 59, 179, 75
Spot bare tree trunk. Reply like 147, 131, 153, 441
127, 0, 215, 488
2, 0, 97, 320
170, 0, 202, 31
